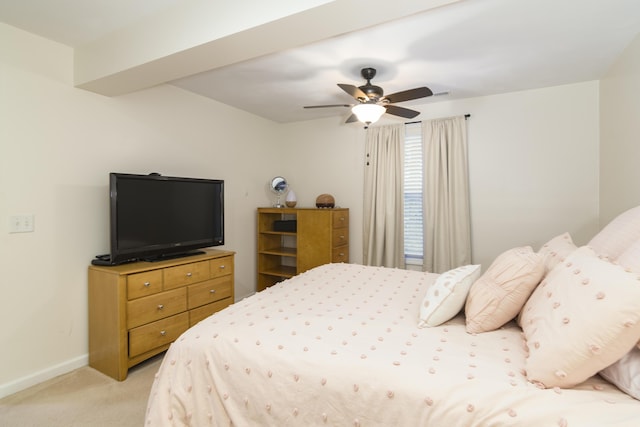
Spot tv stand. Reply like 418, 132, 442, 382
88, 249, 235, 380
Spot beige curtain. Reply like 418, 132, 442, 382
363, 124, 405, 268
422, 116, 471, 273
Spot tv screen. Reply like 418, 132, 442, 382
107, 173, 224, 265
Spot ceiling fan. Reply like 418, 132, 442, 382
304, 67, 433, 126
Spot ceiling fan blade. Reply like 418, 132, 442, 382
385, 104, 420, 119
384, 87, 433, 103
338, 83, 369, 101
304, 104, 352, 109
345, 113, 359, 123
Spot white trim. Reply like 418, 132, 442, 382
0, 354, 88, 399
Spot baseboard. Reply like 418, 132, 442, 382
237, 291, 255, 301
0, 354, 88, 399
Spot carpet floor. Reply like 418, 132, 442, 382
0, 353, 163, 427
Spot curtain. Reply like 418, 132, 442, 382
363, 124, 405, 268
422, 116, 471, 273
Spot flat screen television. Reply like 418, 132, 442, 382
96, 172, 224, 265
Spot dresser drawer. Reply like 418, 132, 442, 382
164, 261, 210, 290
128, 312, 189, 358
188, 276, 233, 309
332, 210, 349, 228
127, 270, 163, 300
210, 256, 233, 278
88, 250, 235, 381
127, 288, 187, 329
332, 245, 349, 263
332, 227, 349, 247
189, 298, 232, 326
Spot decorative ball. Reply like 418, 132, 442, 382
315, 194, 335, 208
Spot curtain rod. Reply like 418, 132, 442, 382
405, 114, 470, 125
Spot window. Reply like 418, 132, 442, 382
404, 123, 423, 266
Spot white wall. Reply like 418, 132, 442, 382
277, 118, 366, 263
281, 81, 601, 270
450, 83, 600, 268
600, 33, 640, 225
0, 24, 280, 396
0, 22, 603, 397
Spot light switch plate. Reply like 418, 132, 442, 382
9, 214, 34, 233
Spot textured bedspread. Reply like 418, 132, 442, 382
145, 263, 640, 426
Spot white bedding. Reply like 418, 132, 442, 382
145, 263, 640, 426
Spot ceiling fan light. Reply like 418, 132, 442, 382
352, 103, 386, 124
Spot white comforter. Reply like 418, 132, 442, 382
145, 263, 640, 426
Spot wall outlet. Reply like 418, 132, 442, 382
9, 214, 35, 233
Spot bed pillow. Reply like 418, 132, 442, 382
617, 239, 640, 273
588, 205, 640, 260
465, 247, 544, 334
600, 346, 640, 400
538, 232, 577, 273
596, 239, 640, 400
520, 246, 640, 388
418, 264, 481, 328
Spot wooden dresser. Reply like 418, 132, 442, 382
88, 249, 234, 380
257, 208, 349, 291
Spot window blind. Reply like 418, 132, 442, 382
404, 123, 423, 264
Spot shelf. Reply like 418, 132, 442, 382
260, 231, 297, 236
257, 207, 349, 292
259, 265, 297, 278
259, 247, 297, 257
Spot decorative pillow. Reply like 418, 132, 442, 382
538, 232, 577, 273
465, 247, 544, 334
600, 346, 640, 400
588, 205, 640, 260
597, 239, 640, 401
418, 264, 481, 328
520, 246, 640, 388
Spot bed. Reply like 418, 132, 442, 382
145, 206, 640, 426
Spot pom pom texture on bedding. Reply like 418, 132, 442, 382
520, 246, 640, 388
538, 232, 577, 273
146, 263, 640, 426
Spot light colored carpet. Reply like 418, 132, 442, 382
0, 353, 163, 427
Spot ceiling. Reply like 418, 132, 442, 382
2, 0, 640, 124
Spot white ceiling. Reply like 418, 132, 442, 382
2, 0, 640, 124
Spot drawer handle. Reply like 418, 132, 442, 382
209, 289, 216, 294
186, 272, 192, 277
340, 216, 345, 221
340, 235, 345, 240
144, 282, 151, 287
339, 253, 345, 257
157, 304, 164, 310
160, 330, 166, 336
219, 265, 225, 269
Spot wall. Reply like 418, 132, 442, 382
278, 118, 365, 263
282, 81, 601, 270
600, 33, 640, 225
1, 22, 603, 397
0, 24, 280, 396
